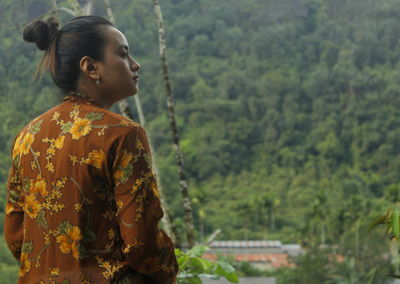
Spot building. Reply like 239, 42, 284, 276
203, 240, 302, 270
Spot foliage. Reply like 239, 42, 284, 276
1, 0, 400, 279
370, 208, 400, 277
0, 235, 19, 284
176, 245, 238, 284
274, 248, 391, 284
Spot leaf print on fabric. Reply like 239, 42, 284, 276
95, 256, 124, 280
60, 121, 73, 134
68, 149, 106, 170
28, 119, 43, 135
82, 227, 97, 243
119, 119, 138, 127
21, 241, 33, 254
56, 221, 82, 260
69, 117, 93, 140
97, 126, 109, 136
42, 136, 66, 174
85, 112, 104, 121
8, 173, 24, 209
36, 210, 48, 228
122, 238, 144, 253
41, 177, 67, 215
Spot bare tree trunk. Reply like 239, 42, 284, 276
103, 0, 115, 23
152, 0, 195, 248
103, 0, 180, 245
82, 0, 93, 15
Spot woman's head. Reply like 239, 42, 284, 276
23, 16, 140, 107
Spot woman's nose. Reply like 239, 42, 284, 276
131, 58, 140, 71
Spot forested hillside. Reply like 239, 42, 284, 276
1, 0, 400, 281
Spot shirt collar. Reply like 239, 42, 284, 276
62, 92, 103, 108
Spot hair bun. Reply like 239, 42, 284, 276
23, 17, 59, 51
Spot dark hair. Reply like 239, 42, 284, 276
23, 16, 114, 94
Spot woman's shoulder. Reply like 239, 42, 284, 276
13, 99, 143, 147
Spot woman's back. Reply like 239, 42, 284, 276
5, 95, 177, 283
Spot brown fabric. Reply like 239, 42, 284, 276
4, 95, 178, 283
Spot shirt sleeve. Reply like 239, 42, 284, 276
112, 125, 178, 284
4, 135, 25, 260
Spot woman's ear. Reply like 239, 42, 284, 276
79, 56, 98, 80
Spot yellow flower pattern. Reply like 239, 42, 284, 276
87, 149, 105, 170
30, 175, 48, 197
19, 252, 31, 277
20, 132, 35, 155
24, 193, 41, 219
70, 117, 93, 140
56, 224, 82, 260
4, 95, 178, 283
54, 135, 65, 149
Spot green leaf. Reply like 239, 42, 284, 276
21, 241, 33, 254
61, 122, 73, 133
61, 279, 70, 284
369, 213, 388, 231
392, 209, 399, 239
214, 261, 238, 283
36, 210, 48, 228
196, 257, 212, 271
216, 260, 235, 274
224, 272, 239, 283
58, 220, 72, 234
187, 275, 202, 284
143, 153, 152, 169
189, 245, 208, 257
116, 276, 131, 284
78, 244, 89, 259
175, 248, 183, 257
9, 190, 20, 202
29, 119, 43, 134
85, 112, 104, 121
188, 257, 209, 273
83, 227, 97, 242
177, 253, 188, 267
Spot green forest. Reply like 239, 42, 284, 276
1, 0, 400, 282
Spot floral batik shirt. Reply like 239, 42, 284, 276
4, 95, 178, 284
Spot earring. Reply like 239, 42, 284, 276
96, 74, 100, 86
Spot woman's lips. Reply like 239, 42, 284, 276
133, 75, 139, 81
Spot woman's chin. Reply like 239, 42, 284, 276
131, 86, 139, 96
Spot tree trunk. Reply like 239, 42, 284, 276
152, 0, 195, 248
103, 0, 179, 245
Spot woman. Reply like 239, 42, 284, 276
4, 16, 178, 283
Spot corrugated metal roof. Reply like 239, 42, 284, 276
210, 240, 282, 248
203, 253, 294, 268
201, 277, 276, 284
